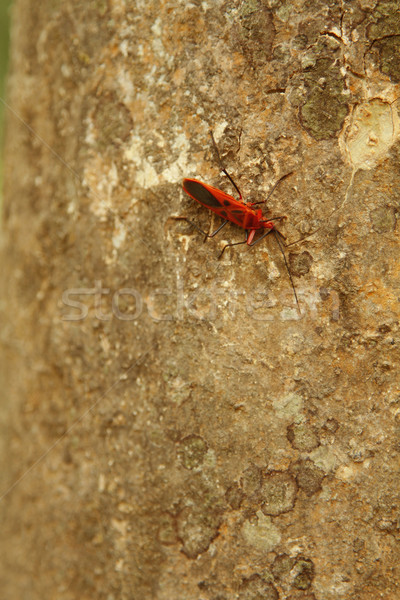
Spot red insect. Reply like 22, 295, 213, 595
179, 133, 300, 311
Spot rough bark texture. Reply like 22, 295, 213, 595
1, 1, 400, 599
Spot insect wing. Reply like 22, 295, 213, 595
183, 178, 250, 226
183, 179, 235, 208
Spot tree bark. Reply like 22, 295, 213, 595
1, 0, 400, 598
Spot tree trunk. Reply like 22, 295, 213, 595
1, 1, 400, 598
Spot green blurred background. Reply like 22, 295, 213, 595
0, 0, 12, 207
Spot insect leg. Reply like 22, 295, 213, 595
283, 230, 319, 247
247, 228, 274, 246
272, 231, 300, 313
219, 226, 270, 259
263, 215, 287, 223
174, 216, 229, 241
173, 216, 208, 237
251, 172, 293, 206
201, 218, 229, 243
249, 229, 300, 313
218, 231, 250, 259
207, 219, 229, 238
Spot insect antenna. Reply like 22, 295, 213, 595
273, 229, 301, 314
